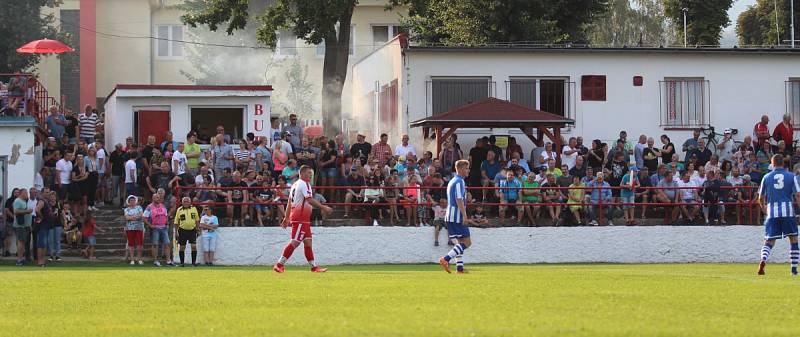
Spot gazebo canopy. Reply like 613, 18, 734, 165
410, 97, 575, 160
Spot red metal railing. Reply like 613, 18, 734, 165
173, 184, 762, 225
1, 73, 63, 144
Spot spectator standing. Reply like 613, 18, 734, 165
13, 189, 33, 266
160, 131, 178, 154
587, 140, 605, 172
123, 196, 145, 265
753, 115, 771, 149
55, 152, 74, 202
211, 134, 235, 179
561, 137, 579, 170
642, 137, 660, 173
34, 191, 57, 266
688, 139, 712, 167
64, 109, 80, 145
184, 133, 202, 177
200, 206, 219, 266
295, 137, 317, 171
569, 156, 587, 179
269, 117, 282, 148
81, 211, 101, 260
350, 134, 372, 166
125, 151, 139, 197
319, 140, 338, 201
372, 133, 392, 167
110, 144, 127, 205
3, 189, 20, 257
281, 114, 304, 149
715, 129, 736, 163
78, 106, 98, 143
682, 129, 701, 162
144, 193, 172, 267
773, 114, 794, 151
215, 125, 233, 145
45, 106, 67, 140
71, 155, 89, 217
85, 147, 100, 211
506, 137, 523, 161
486, 136, 504, 161
539, 142, 557, 164
576, 137, 589, 156
634, 135, 647, 169
440, 138, 463, 174
468, 138, 488, 188
233, 139, 252, 173
95, 140, 109, 206
659, 135, 675, 165
394, 134, 417, 159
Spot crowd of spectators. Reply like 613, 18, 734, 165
2, 106, 798, 264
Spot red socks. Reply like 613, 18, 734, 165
304, 245, 315, 262
281, 243, 296, 263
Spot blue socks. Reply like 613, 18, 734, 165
444, 243, 465, 262
761, 244, 773, 262
791, 243, 799, 275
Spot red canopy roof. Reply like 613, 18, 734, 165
409, 97, 574, 128
16, 39, 74, 54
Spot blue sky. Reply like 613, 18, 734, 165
721, 0, 756, 46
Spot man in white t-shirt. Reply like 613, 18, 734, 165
55, 152, 74, 201
561, 137, 579, 170
269, 117, 282, 149
716, 129, 736, 163
172, 142, 187, 176
125, 150, 139, 196
394, 134, 417, 159
94, 140, 108, 206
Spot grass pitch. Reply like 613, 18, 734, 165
2, 263, 799, 336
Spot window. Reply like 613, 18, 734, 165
581, 75, 606, 101
508, 77, 572, 117
659, 78, 710, 127
430, 77, 491, 115
277, 29, 297, 56
316, 25, 355, 56
787, 79, 800, 128
372, 25, 402, 46
155, 25, 184, 58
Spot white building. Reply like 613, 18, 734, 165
0, 117, 38, 196
103, 85, 273, 147
352, 37, 800, 158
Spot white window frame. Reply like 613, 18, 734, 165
660, 77, 709, 128
154, 24, 184, 60
276, 29, 298, 58
371, 24, 402, 46
787, 78, 800, 128
508, 76, 573, 115
316, 24, 355, 58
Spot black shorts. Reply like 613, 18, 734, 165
232, 199, 244, 218
177, 228, 197, 245
57, 184, 70, 200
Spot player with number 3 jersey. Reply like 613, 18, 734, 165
757, 155, 800, 275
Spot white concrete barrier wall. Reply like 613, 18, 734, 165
176, 226, 790, 265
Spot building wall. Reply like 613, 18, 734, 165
104, 93, 270, 147
352, 38, 405, 144
0, 121, 37, 192
35, 1, 405, 123
176, 226, 779, 265
399, 51, 800, 157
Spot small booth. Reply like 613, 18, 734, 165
103, 84, 274, 146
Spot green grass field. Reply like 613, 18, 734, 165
2, 263, 800, 336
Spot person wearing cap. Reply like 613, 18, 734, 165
715, 128, 736, 163
174, 197, 200, 266
123, 195, 145, 265
281, 114, 303, 149
349, 134, 372, 166
620, 165, 640, 225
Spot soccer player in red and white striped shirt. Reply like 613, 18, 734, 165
273, 165, 333, 273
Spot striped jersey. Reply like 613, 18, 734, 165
288, 178, 313, 223
79, 114, 97, 138
445, 175, 466, 224
758, 168, 799, 219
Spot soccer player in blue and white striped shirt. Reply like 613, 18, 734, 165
438, 160, 478, 274
757, 154, 800, 275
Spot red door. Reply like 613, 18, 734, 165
137, 110, 170, 146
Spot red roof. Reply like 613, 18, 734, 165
410, 97, 574, 128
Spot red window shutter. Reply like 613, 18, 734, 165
581, 75, 606, 101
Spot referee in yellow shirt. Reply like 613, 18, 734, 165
174, 197, 200, 266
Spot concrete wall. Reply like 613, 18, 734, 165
375, 50, 800, 158
177, 226, 786, 266
105, 91, 271, 147
0, 121, 38, 193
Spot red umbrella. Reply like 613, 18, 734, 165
304, 125, 324, 138
17, 38, 75, 54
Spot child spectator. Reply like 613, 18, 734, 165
63, 203, 80, 249
81, 211, 101, 260
253, 176, 274, 227
432, 199, 447, 246
199, 206, 219, 266
470, 205, 489, 227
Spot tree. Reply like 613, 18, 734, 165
588, 0, 676, 47
664, 0, 734, 46
0, 0, 65, 73
393, 0, 608, 45
736, 0, 800, 46
182, 0, 356, 137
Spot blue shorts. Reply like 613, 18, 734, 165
254, 204, 273, 212
85, 235, 97, 246
151, 227, 170, 245
321, 168, 338, 178
37, 229, 51, 248
765, 217, 799, 240
446, 221, 471, 239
